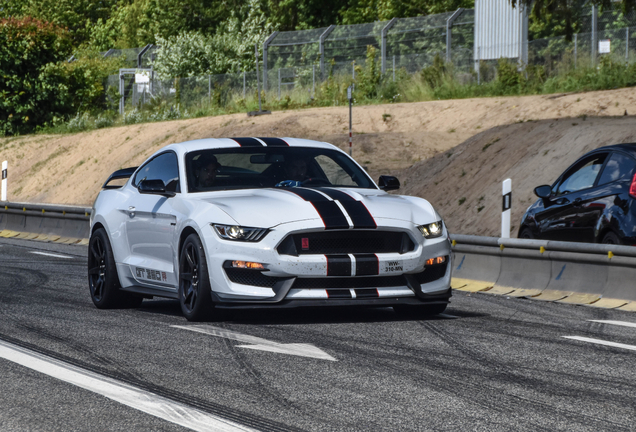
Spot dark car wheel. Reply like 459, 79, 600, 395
601, 231, 621, 245
393, 303, 447, 317
519, 228, 535, 239
179, 234, 214, 321
88, 228, 142, 309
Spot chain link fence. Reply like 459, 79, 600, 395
102, 5, 636, 115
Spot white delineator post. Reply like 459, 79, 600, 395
501, 178, 512, 238
1, 161, 7, 201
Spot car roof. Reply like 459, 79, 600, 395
592, 143, 636, 156
160, 137, 341, 155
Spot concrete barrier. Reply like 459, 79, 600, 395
450, 234, 636, 311
0, 201, 90, 244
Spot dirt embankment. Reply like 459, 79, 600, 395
398, 116, 636, 236
0, 86, 635, 236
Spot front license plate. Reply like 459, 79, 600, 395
383, 260, 403, 273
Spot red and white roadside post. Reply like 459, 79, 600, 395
347, 85, 353, 156
501, 178, 512, 238
1, 161, 7, 202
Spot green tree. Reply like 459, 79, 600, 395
153, 0, 275, 77
0, 0, 116, 44
340, 0, 474, 24
0, 17, 72, 135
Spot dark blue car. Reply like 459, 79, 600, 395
519, 143, 636, 244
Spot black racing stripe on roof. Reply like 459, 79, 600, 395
257, 137, 289, 146
231, 137, 264, 147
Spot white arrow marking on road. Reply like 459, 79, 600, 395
588, 320, 636, 329
0, 339, 258, 432
172, 325, 337, 361
562, 336, 636, 352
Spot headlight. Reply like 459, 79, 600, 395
213, 224, 269, 242
418, 221, 443, 239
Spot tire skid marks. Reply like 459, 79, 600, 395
417, 320, 632, 430
0, 333, 298, 432
217, 327, 318, 422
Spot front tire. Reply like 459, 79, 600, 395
601, 231, 621, 245
519, 227, 535, 239
179, 234, 214, 321
393, 303, 447, 317
88, 228, 140, 308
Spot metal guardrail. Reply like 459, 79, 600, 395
0, 201, 91, 221
0, 201, 91, 242
449, 234, 636, 309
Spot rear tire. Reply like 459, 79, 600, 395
88, 228, 139, 309
179, 234, 214, 321
601, 231, 621, 245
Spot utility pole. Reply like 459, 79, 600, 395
348, 85, 353, 157
248, 44, 271, 116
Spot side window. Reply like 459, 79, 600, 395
315, 155, 358, 186
133, 152, 180, 192
556, 154, 607, 196
597, 152, 636, 186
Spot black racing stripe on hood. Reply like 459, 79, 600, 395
257, 137, 289, 146
231, 137, 264, 147
311, 188, 377, 229
284, 188, 349, 229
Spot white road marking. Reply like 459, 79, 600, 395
30, 251, 72, 259
0, 340, 258, 432
438, 313, 459, 319
562, 336, 636, 352
589, 320, 636, 329
172, 325, 337, 361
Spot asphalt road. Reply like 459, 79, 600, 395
0, 237, 635, 431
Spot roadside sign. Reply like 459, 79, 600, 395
599, 39, 611, 54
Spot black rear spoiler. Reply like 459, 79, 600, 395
102, 167, 138, 189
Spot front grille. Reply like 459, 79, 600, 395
277, 231, 414, 256
225, 268, 285, 288
292, 275, 408, 289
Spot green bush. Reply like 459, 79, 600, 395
0, 17, 72, 135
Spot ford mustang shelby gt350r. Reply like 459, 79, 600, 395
89, 137, 452, 321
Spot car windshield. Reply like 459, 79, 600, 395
185, 147, 376, 193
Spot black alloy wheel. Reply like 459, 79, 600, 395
88, 228, 142, 308
179, 234, 214, 321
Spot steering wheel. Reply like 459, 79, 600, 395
301, 178, 331, 186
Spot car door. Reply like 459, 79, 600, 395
125, 152, 181, 289
534, 153, 608, 242
593, 151, 636, 235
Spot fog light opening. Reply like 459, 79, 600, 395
425, 256, 446, 266
231, 260, 265, 270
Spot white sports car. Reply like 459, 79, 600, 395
89, 137, 452, 321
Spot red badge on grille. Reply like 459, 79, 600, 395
301, 238, 309, 249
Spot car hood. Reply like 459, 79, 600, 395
195, 187, 438, 228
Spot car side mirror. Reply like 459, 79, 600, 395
534, 185, 552, 199
139, 179, 176, 197
379, 175, 400, 191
